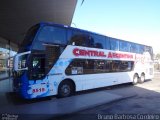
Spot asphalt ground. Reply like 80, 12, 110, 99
0, 72, 160, 120
55, 72, 160, 120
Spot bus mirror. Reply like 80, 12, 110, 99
14, 51, 31, 71
24, 67, 28, 70
17, 67, 28, 71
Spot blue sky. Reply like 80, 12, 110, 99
72, 0, 160, 54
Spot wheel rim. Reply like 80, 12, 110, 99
141, 75, 145, 82
60, 84, 71, 96
134, 76, 138, 83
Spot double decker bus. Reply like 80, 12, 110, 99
13, 22, 154, 99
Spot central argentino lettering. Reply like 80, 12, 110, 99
108, 52, 133, 59
73, 48, 106, 57
73, 48, 134, 59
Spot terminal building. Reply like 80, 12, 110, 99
0, 0, 77, 91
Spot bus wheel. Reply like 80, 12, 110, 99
58, 81, 74, 98
132, 74, 139, 85
139, 74, 145, 83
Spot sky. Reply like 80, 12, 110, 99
72, 0, 160, 54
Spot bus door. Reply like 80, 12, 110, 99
45, 45, 60, 71
45, 45, 64, 73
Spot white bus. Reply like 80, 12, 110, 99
13, 22, 154, 99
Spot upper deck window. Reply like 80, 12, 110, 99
68, 30, 110, 49
68, 30, 90, 47
130, 43, 137, 53
105, 37, 111, 50
110, 38, 119, 51
37, 26, 67, 45
90, 33, 106, 49
138, 45, 144, 54
119, 41, 131, 52
130, 43, 144, 54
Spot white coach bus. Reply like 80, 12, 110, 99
13, 22, 154, 99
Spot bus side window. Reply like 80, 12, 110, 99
90, 33, 106, 49
70, 34, 85, 46
111, 61, 134, 72
119, 61, 130, 72
130, 43, 137, 53
94, 60, 106, 73
68, 30, 91, 47
105, 37, 110, 50
119, 41, 130, 52
65, 59, 85, 75
110, 38, 119, 51
105, 60, 112, 72
139, 45, 144, 54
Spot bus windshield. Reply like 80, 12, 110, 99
19, 24, 40, 53
31, 25, 67, 51
28, 53, 45, 80
145, 46, 154, 60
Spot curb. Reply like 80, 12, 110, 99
0, 77, 10, 81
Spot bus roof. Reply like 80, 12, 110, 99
39, 22, 152, 48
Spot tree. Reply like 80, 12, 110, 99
156, 53, 160, 60
154, 53, 160, 70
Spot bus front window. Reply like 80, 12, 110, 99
28, 54, 45, 80
19, 24, 40, 53
32, 25, 67, 51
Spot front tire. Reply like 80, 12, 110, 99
58, 81, 74, 98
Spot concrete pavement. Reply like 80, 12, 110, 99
60, 73, 160, 120
0, 85, 138, 120
0, 91, 123, 117
0, 78, 137, 120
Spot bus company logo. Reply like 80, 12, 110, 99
108, 52, 133, 59
73, 48, 133, 59
135, 55, 145, 64
73, 48, 106, 57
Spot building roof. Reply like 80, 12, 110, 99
0, 0, 77, 45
